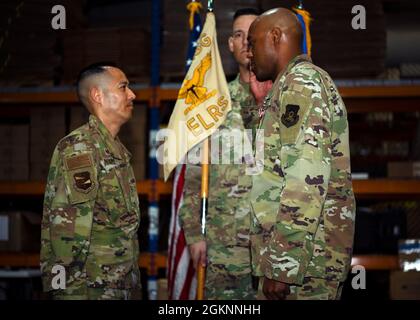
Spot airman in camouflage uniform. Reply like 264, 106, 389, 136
247, 8, 356, 300
179, 75, 259, 300
40, 64, 141, 300
178, 8, 266, 300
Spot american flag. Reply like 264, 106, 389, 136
167, 1, 202, 300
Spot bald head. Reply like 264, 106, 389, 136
248, 8, 303, 81
254, 8, 302, 44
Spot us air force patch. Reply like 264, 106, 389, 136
73, 171, 95, 193
281, 104, 300, 128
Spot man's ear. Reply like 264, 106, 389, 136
89, 86, 102, 105
270, 27, 282, 46
228, 36, 234, 53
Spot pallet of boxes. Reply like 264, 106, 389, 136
390, 239, 420, 299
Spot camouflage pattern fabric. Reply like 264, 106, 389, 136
206, 245, 256, 300
40, 115, 141, 300
257, 277, 342, 300
250, 55, 356, 295
179, 74, 259, 299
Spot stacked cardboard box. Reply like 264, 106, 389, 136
61, 27, 150, 85
160, 0, 195, 81
390, 271, 420, 299
261, 0, 386, 78
30, 107, 66, 180
87, 1, 151, 29
0, 125, 29, 181
388, 161, 420, 178
0, 0, 85, 86
69, 105, 90, 133
0, 211, 41, 252
160, 0, 259, 81
119, 105, 148, 182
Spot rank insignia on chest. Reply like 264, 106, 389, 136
73, 171, 95, 193
281, 104, 300, 128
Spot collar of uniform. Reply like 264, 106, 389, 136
267, 54, 312, 101
273, 54, 311, 86
230, 73, 251, 101
88, 115, 131, 161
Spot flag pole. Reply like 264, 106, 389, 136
196, 137, 208, 300
196, 0, 213, 301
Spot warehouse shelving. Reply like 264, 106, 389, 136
0, 252, 399, 271
1, 85, 420, 110
0, 180, 172, 200
0, 84, 419, 275
0, 252, 168, 273
0, 179, 419, 198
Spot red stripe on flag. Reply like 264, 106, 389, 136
167, 165, 185, 286
168, 164, 196, 299
179, 257, 196, 299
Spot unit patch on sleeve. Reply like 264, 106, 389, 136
73, 171, 95, 193
281, 104, 300, 128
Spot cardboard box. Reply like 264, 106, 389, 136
30, 162, 50, 181
30, 107, 66, 127
388, 161, 420, 178
131, 161, 145, 182
0, 125, 29, 146
0, 163, 29, 181
30, 143, 56, 163
69, 107, 89, 133
0, 211, 41, 252
119, 106, 147, 145
30, 125, 65, 145
0, 145, 29, 163
390, 271, 420, 300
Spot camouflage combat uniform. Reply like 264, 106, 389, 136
250, 55, 356, 300
40, 115, 141, 300
179, 75, 259, 299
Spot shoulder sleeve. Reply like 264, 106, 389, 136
265, 68, 333, 284
41, 134, 98, 291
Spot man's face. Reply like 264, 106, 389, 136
247, 21, 275, 81
101, 67, 136, 124
228, 14, 257, 68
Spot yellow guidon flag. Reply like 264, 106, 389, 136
163, 12, 231, 181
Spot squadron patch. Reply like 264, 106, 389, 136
65, 154, 93, 170
281, 104, 300, 128
73, 171, 95, 193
